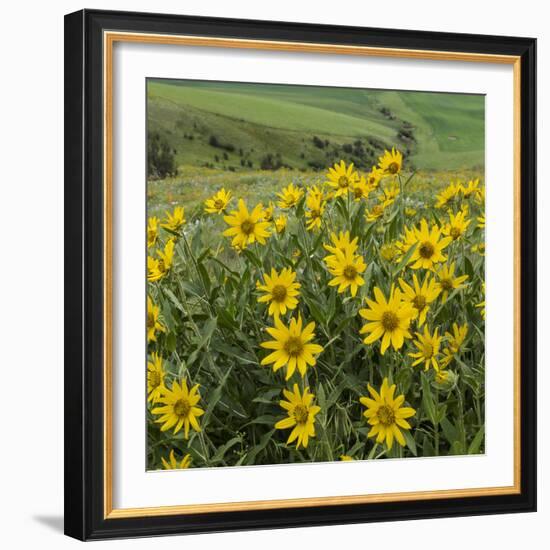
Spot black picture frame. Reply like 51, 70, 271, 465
64, 8, 537, 541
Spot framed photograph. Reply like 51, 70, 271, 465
64, 9, 537, 540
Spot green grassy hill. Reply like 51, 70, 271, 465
147, 79, 484, 174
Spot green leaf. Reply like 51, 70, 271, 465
317, 383, 327, 411
421, 373, 437, 425
303, 296, 326, 325
393, 242, 418, 276
246, 415, 278, 426
241, 248, 262, 269
215, 342, 257, 365
403, 429, 418, 456
244, 429, 275, 465
166, 332, 177, 353
163, 288, 185, 313
252, 388, 281, 404
440, 417, 458, 445
202, 365, 233, 427
210, 437, 242, 464
468, 425, 485, 454
187, 317, 217, 366
216, 308, 239, 330
197, 263, 212, 295
451, 440, 464, 455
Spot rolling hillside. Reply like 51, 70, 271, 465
147, 79, 484, 174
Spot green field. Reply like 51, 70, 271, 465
147, 79, 485, 175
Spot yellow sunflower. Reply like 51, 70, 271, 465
359, 286, 415, 354
323, 231, 359, 259
365, 203, 386, 222
223, 199, 271, 249
340, 455, 354, 461
407, 219, 452, 270
476, 283, 486, 320
204, 188, 232, 214
435, 182, 463, 209
147, 352, 166, 403
441, 323, 468, 368
405, 207, 417, 218
147, 216, 160, 248
307, 185, 325, 201
256, 267, 301, 316
161, 206, 186, 233
380, 242, 398, 262
305, 192, 325, 231
475, 185, 485, 205
378, 147, 403, 176
350, 176, 371, 201
471, 242, 486, 256
147, 239, 175, 282
275, 384, 321, 449
325, 160, 358, 197
409, 326, 443, 371
398, 273, 440, 326
147, 295, 166, 342
435, 262, 469, 302
274, 215, 287, 234
260, 315, 324, 380
446, 323, 468, 353
277, 183, 304, 209
379, 182, 400, 207
325, 245, 367, 297
263, 201, 275, 222
442, 209, 471, 241
394, 225, 417, 261
477, 213, 485, 229
365, 165, 384, 191
462, 178, 481, 198
161, 449, 192, 470
152, 379, 204, 438
360, 378, 415, 450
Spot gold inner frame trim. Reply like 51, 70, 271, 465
103, 30, 522, 519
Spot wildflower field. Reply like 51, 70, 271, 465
146, 150, 486, 469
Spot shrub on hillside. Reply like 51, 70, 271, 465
147, 131, 177, 178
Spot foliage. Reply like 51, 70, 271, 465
147, 130, 177, 179
146, 150, 486, 469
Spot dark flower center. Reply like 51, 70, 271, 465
377, 405, 396, 426
419, 242, 435, 259
338, 175, 349, 188
271, 284, 287, 302
149, 371, 161, 389
440, 278, 453, 291
422, 343, 434, 357
174, 399, 191, 418
147, 311, 155, 328
240, 219, 255, 235
413, 295, 427, 311
388, 161, 399, 174
343, 265, 358, 280
381, 311, 399, 331
450, 227, 461, 240
214, 199, 224, 210
293, 404, 309, 424
284, 336, 304, 357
